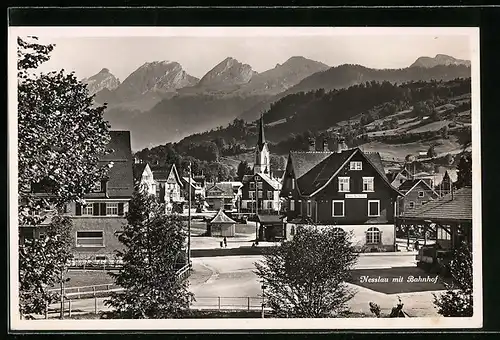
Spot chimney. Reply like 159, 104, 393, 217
336, 137, 348, 153
308, 137, 316, 152
322, 137, 329, 152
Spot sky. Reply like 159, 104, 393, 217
29, 29, 473, 81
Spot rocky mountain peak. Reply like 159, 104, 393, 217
82, 68, 120, 95
197, 57, 257, 88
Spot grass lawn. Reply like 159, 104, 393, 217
64, 270, 116, 288
348, 267, 450, 294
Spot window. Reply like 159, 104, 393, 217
267, 191, 273, 200
307, 201, 312, 216
291, 178, 295, 190
290, 200, 295, 211
106, 203, 119, 216
332, 200, 345, 217
338, 177, 350, 192
368, 200, 380, 217
363, 177, 374, 192
249, 191, 254, 199
249, 182, 255, 190
366, 227, 381, 244
418, 191, 425, 198
267, 202, 273, 209
257, 190, 263, 199
350, 161, 362, 170
76, 231, 104, 247
257, 182, 263, 190
409, 201, 415, 209
82, 204, 93, 216
438, 226, 451, 240
332, 227, 346, 238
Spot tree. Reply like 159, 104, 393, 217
17, 37, 110, 317
255, 227, 358, 318
427, 145, 437, 158
456, 153, 472, 188
236, 160, 253, 181
106, 190, 193, 318
19, 215, 73, 318
433, 242, 473, 317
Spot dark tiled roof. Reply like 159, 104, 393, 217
206, 183, 234, 197
133, 163, 147, 181
398, 179, 422, 192
365, 152, 385, 175
97, 131, 134, 198
210, 209, 236, 224
152, 164, 175, 181
297, 149, 356, 195
289, 151, 333, 178
399, 187, 472, 222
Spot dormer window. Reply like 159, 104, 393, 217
350, 161, 362, 171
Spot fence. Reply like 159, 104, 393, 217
45, 296, 268, 319
42, 264, 192, 318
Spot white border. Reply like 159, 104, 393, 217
9, 26, 482, 330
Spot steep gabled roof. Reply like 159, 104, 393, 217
365, 152, 386, 176
297, 149, 356, 196
152, 164, 182, 185
133, 163, 147, 181
300, 148, 401, 197
206, 182, 234, 197
399, 178, 439, 197
210, 209, 236, 224
98, 131, 134, 198
399, 187, 472, 222
289, 151, 333, 179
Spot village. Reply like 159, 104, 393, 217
20, 112, 472, 319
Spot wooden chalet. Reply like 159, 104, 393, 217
281, 139, 402, 252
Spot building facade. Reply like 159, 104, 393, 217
280, 140, 401, 252
133, 162, 156, 196
398, 179, 440, 214
240, 173, 281, 214
205, 182, 241, 211
70, 130, 134, 263
152, 164, 184, 213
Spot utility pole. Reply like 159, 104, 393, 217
188, 162, 192, 269
255, 177, 259, 242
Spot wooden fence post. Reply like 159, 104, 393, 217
77, 287, 80, 299
94, 296, 97, 314
247, 297, 250, 311
68, 300, 72, 318
218, 297, 221, 311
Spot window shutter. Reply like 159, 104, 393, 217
118, 203, 124, 216
76, 203, 82, 216
100, 203, 107, 216
93, 203, 100, 216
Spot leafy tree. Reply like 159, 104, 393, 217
427, 145, 438, 158
433, 242, 473, 317
106, 190, 192, 318
255, 227, 358, 318
456, 153, 472, 188
236, 160, 253, 181
17, 37, 110, 317
19, 215, 73, 318
270, 155, 285, 173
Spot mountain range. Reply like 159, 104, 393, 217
410, 54, 471, 68
85, 54, 471, 150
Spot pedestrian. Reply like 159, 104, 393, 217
220, 241, 223, 248
223, 237, 227, 248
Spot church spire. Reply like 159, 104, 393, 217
258, 113, 266, 150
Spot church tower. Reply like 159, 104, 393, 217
254, 114, 270, 175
